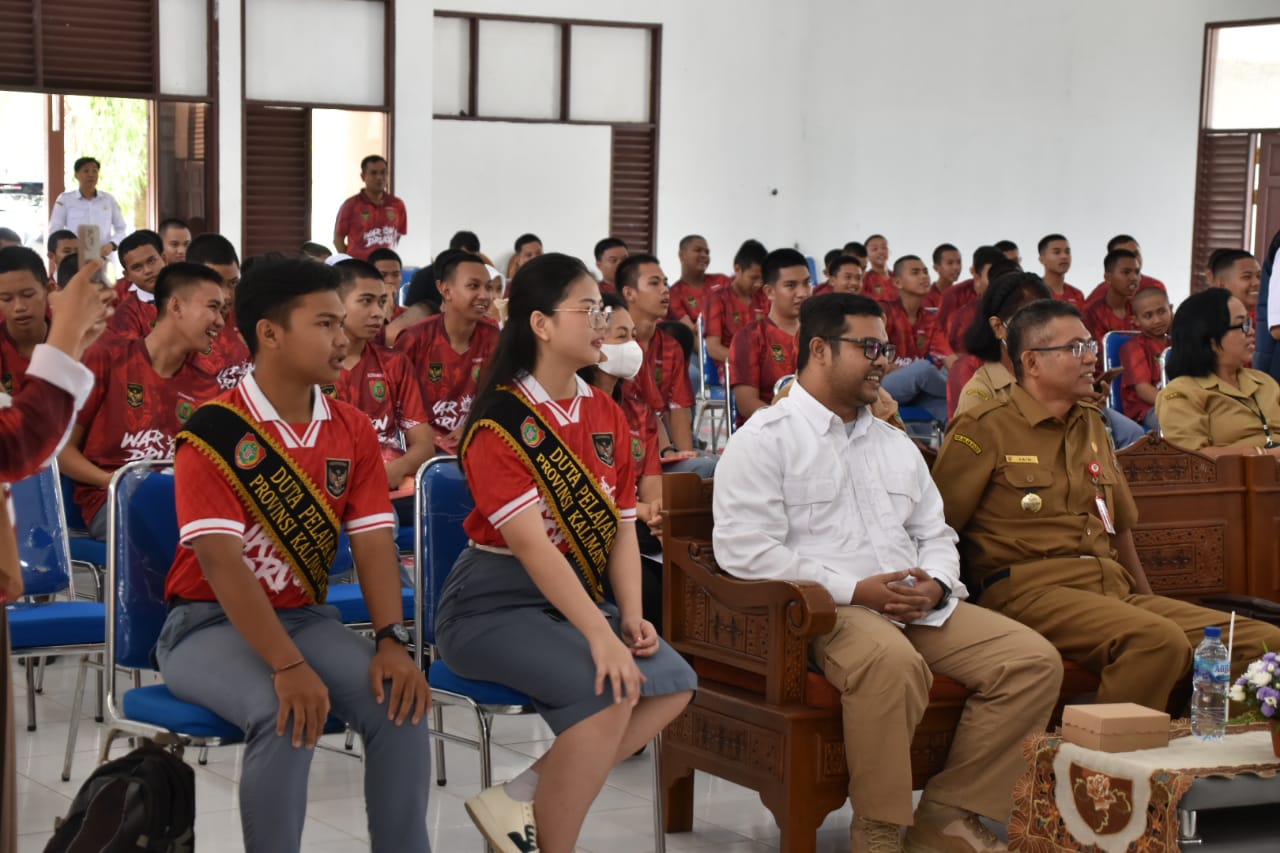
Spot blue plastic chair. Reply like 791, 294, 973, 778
59, 472, 107, 600
414, 457, 668, 853
7, 464, 107, 779
1102, 330, 1139, 415
693, 315, 731, 451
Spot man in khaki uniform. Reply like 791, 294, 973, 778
934, 299, 1280, 711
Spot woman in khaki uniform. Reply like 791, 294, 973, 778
1157, 287, 1280, 456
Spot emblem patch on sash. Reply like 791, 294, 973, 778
326, 459, 351, 497
520, 416, 544, 447
126, 384, 144, 408
770, 344, 785, 363
370, 379, 387, 401
593, 433, 615, 466
235, 433, 263, 470
428, 363, 444, 382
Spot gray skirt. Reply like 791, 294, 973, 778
435, 546, 696, 734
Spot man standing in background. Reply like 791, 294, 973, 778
48, 156, 128, 257
334, 155, 407, 260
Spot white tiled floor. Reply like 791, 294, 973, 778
11, 658, 861, 852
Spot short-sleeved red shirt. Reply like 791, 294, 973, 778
946, 354, 985, 419
461, 373, 636, 550
642, 325, 694, 411
1082, 292, 1137, 344
105, 290, 156, 340
704, 284, 769, 353
668, 274, 731, 324
880, 299, 953, 364
191, 317, 252, 391
393, 316, 499, 451
729, 316, 798, 420
75, 336, 221, 524
334, 191, 408, 260
861, 270, 898, 302
619, 368, 665, 461
1087, 275, 1167, 303
326, 343, 428, 453
1120, 333, 1168, 422
938, 279, 978, 353
1052, 283, 1087, 311
0, 323, 35, 395
164, 375, 396, 607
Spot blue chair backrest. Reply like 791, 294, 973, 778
806, 256, 819, 289
701, 332, 722, 390
330, 534, 355, 579
109, 462, 179, 671
417, 457, 473, 645
59, 471, 90, 533
1102, 330, 1137, 413
10, 465, 72, 597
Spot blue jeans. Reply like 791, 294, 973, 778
882, 359, 949, 423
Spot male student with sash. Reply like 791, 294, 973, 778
394, 249, 500, 454
59, 262, 226, 539
155, 257, 431, 853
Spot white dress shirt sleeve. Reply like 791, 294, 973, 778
107, 194, 128, 247
48, 192, 68, 234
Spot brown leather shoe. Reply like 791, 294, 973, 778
904, 800, 1006, 853
851, 815, 905, 853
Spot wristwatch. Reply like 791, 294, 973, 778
374, 623, 411, 648
931, 579, 952, 611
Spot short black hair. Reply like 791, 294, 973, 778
864, 234, 886, 246
1211, 248, 1256, 278
797, 292, 884, 372
823, 248, 843, 272
734, 239, 767, 270
154, 262, 222, 319
972, 245, 1006, 276
47, 229, 76, 253
1037, 233, 1068, 255
659, 321, 695, 362
404, 264, 442, 310
827, 255, 862, 278
594, 237, 627, 260
514, 233, 541, 253
235, 257, 340, 356
158, 217, 190, 237
360, 154, 387, 173
299, 241, 332, 260
0, 227, 20, 244
1104, 248, 1138, 273
56, 254, 80, 287
763, 248, 809, 286
1106, 234, 1137, 253
449, 230, 480, 252
1167, 287, 1233, 381
963, 272, 1052, 362
73, 156, 99, 173
932, 243, 959, 265
333, 258, 384, 295
0, 246, 48, 285
1006, 299, 1083, 381
1206, 247, 1232, 272
187, 233, 239, 267
617, 253, 661, 292
994, 239, 1019, 253
892, 254, 923, 277
842, 241, 867, 259
437, 249, 488, 283
367, 248, 402, 266
118, 229, 163, 261
678, 234, 705, 251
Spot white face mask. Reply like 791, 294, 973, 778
597, 340, 644, 381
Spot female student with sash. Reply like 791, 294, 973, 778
436, 253, 696, 853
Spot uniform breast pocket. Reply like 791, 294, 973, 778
883, 479, 922, 524
1000, 465, 1055, 512
782, 477, 839, 537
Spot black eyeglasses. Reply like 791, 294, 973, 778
1028, 340, 1099, 359
1228, 316, 1255, 336
825, 336, 896, 362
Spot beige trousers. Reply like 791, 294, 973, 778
811, 601, 1061, 826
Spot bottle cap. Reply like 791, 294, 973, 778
1204, 626, 1222, 639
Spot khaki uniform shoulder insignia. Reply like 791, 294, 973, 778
964, 387, 990, 400
1162, 391, 1184, 400
951, 433, 983, 455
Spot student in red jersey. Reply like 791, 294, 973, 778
668, 234, 731, 330
385, 264, 443, 348
394, 250, 499, 454
729, 248, 812, 424
593, 237, 629, 295
1082, 249, 1140, 344
843, 241, 869, 271
938, 245, 1008, 354
1037, 233, 1087, 309
1212, 249, 1262, 324
153, 258, 431, 853
367, 247, 406, 326
106, 229, 166, 338
333, 155, 408, 260
188, 233, 251, 389
46, 229, 77, 285
0, 247, 55, 394
862, 234, 897, 301
928, 243, 963, 309
508, 233, 543, 281
59, 263, 226, 539
159, 218, 192, 265
1, 257, 114, 853
330, 260, 433, 525
705, 239, 769, 368
435, 253, 695, 853
1087, 235, 1167, 303
880, 255, 955, 423
813, 248, 842, 296
1120, 285, 1172, 430
995, 239, 1022, 266
826, 253, 865, 295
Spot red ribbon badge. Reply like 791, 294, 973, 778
1088, 461, 1101, 481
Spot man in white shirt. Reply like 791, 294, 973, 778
47, 157, 128, 255
713, 292, 1062, 853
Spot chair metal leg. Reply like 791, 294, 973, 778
99, 727, 121, 765
433, 701, 447, 786
475, 707, 496, 853
94, 656, 104, 722
35, 655, 46, 693
25, 657, 36, 731
651, 730, 666, 853
197, 746, 209, 765
62, 656, 90, 781
345, 727, 356, 751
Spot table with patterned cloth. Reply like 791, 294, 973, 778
1010, 722, 1280, 852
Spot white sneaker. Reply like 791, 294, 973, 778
465, 784, 538, 853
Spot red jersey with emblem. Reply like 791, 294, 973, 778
729, 317, 798, 421
924, 283, 952, 310
105, 290, 156, 340
668, 274, 731, 324
862, 270, 898, 301
1120, 333, 1168, 422
327, 343, 428, 453
1051, 283, 1087, 311
642, 325, 695, 412
334, 191, 408, 260
1081, 292, 1137, 344
880, 299, 952, 364
618, 368, 665, 466
705, 284, 770, 354
462, 373, 637, 551
74, 337, 221, 524
164, 376, 397, 607
393, 315, 498, 451
192, 317, 252, 391
0, 322, 35, 395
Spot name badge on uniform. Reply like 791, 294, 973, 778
1006, 455, 1038, 464
1095, 494, 1116, 534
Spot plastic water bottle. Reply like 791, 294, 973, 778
1191, 626, 1230, 740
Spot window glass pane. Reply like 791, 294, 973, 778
247, 0, 384, 106
311, 109, 387, 246
477, 21, 560, 120
157, 101, 212, 232
159, 0, 208, 96
0, 91, 48, 251
1209, 23, 1280, 130
569, 26, 650, 123
433, 16, 469, 116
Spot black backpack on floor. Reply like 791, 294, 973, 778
44, 741, 195, 853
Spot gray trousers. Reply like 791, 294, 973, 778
156, 603, 431, 853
